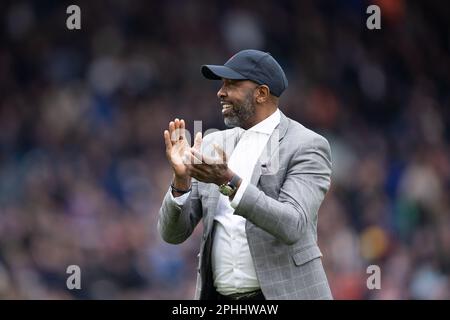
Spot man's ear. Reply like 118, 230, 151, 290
255, 85, 270, 104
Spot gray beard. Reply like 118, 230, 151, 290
224, 116, 240, 128
223, 94, 255, 128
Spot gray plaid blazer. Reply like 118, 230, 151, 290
158, 111, 333, 300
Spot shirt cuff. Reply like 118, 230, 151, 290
169, 189, 191, 206
230, 178, 249, 209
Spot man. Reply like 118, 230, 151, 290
158, 49, 333, 300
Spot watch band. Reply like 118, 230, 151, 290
170, 182, 192, 194
229, 174, 241, 189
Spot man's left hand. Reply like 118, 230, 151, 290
185, 143, 233, 186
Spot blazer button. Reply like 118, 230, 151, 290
202, 234, 207, 240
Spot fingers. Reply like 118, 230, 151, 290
186, 142, 226, 165
169, 121, 176, 144
180, 119, 186, 140
190, 148, 204, 164
193, 132, 203, 151
164, 130, 172, 154
185, 148, 202, 165
168, 118, 186, 144
174, 118, 180, 141
213, 143, 227, 163
191, 148, 220, 165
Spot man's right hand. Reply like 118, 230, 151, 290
163, 118, 202, 192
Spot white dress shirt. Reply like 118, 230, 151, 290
170, 109, 281, 295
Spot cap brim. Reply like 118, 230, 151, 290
201, 65, 247, 80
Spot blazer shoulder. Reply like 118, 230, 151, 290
285, 117, 331, 151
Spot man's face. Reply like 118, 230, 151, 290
217, 79, 258, 128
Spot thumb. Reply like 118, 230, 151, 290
193, 132, 202, 150
213, 143, 227, 164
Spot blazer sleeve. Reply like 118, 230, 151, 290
157, 132, 219, 244
234, 135, 332, 245
157, 178, 203, 244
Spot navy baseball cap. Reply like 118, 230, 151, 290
201, 49, 288, 97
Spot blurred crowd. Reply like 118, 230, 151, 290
0, 0, 449, 299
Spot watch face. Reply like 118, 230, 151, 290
219, 185, 234, 196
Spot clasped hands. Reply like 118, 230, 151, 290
164, 118, 233, 187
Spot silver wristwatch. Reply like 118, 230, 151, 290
218, 174, 241, 196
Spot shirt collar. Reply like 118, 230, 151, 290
247, 108, 281, 135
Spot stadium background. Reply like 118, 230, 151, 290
0, 0, 449, 299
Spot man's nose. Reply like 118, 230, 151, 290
217, 86, 226, 99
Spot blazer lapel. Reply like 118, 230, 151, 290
250, 111, 289, 185
204, 113, 288, 228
